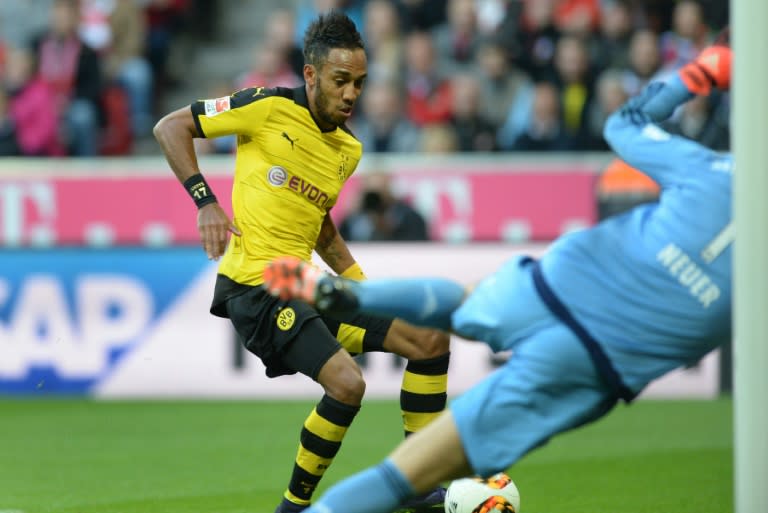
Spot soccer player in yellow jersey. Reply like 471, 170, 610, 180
153, 11, 450, 513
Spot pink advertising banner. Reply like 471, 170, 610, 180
0, 159, 599, 246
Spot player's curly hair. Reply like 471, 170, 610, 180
303, 10, 365, 67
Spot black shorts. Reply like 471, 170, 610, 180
223, 283, 393, 380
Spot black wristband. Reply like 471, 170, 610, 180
183, 174, 217, 208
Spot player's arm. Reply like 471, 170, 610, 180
315, 212, 366, 280
603, 44, 731, 186
153, 106, 239, 260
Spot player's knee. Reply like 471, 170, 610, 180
323, 368, 366, 404
386, 321, 451, 360
401, 329, 451, 360
418, 329, 450, 359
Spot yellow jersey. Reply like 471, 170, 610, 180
191, 86, 362, 290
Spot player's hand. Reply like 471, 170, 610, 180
679, 44, 732, 95
197, 202, 241, 260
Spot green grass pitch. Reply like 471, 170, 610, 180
0, 397, 732, 513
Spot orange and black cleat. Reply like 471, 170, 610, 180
264, 256, 360, 313
263, 256, 323, 303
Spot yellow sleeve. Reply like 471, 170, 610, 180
191, 87, 273, 138
340, 262, 366, 281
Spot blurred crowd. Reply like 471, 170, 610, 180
0, 0, 729, 158
0, 0, 205, 157
199, 0, 730, 157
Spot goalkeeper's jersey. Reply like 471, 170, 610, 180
191, 86, 362, 291
539, 106, 733, 392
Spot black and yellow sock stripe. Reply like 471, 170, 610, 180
284, 395, 360, 505
400, 352, 450, 436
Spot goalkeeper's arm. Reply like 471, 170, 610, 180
601, 44, 731, 184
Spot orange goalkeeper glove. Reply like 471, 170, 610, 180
679, 44, 732, 95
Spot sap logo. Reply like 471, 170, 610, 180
0, 275, 153, 381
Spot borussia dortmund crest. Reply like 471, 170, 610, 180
338, 153, 350, 181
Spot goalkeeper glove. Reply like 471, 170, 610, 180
678, 44, 732, 95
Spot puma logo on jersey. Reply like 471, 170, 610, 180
282, 132, 298, 149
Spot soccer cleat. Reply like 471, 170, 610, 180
273, 498, 308, 513
264, 256, 361, 313
395, 486, 447, 513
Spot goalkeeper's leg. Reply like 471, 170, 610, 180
264, 256, 466, 331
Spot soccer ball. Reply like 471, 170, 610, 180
444, 473, 521, 513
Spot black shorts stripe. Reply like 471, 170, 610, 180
399, 391, 448, 413
300, 428, 342, 459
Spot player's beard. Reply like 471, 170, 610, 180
314, 76, 343, 129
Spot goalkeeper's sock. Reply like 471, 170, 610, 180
306, 459, 415, 513
353, 278, 466, 331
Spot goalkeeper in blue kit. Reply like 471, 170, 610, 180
263, 43, 734, 513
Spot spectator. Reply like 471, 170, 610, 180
621, 29, 663, 97
448, 73, 497, 152
4, 46, 64, 156
0, 1, 53, 50
660, 0, 711, 70
403, 31, 453, 126
339, 173, 430, 242
80, 0, 154, 139
592, 0, 634, 70
362, 0, 405, 83
475, 37, 533, 133
396, 0, 447, 32
236, 40, 301, 90
586, 69, 629, 151
32, 0, 103, 156
431, 0, 480, 74
637, 0, 674, 33
475, 0, 509, 36
549, 35, 597, 148
553, 0, 602, 36
261, 8, 304, 79
515, 0, 561, 81
419, 123, 459, 153
144, 0, 189, 91
350, 80, 421, 153
505, 81, 574, 152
